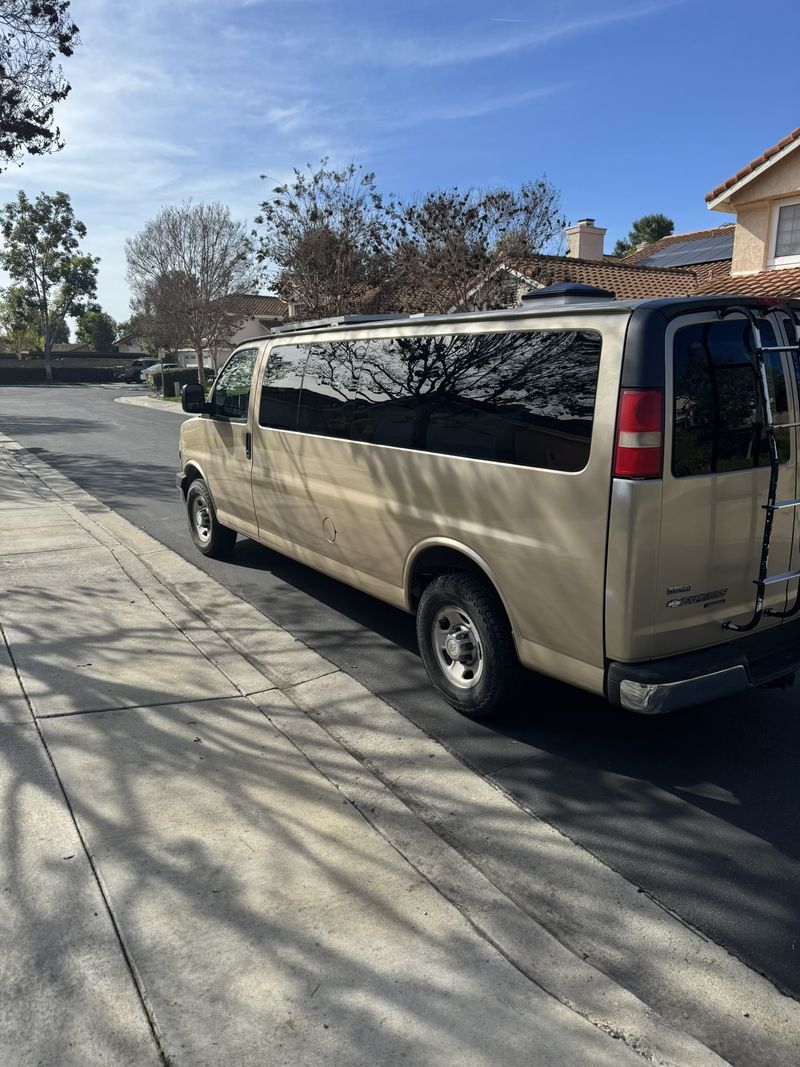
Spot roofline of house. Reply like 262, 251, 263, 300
706, 127, 800, 211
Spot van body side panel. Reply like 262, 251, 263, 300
605, 479, 663, 662
179, 415, 258, 539
249, 313, 627, 685
514, 638, 605, 694
245, 517, 408, 610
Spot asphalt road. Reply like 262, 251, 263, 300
2, 384, 800, 1003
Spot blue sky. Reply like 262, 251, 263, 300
2, 0, 799, 324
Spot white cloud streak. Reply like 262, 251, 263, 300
0, 1, 674, 321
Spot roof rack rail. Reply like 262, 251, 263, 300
274, 313, 409, 334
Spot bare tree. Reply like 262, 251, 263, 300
127, 272, 188, 360
125, 201, 258, 387
389, 179, 566, 313
254, 160, 391, 318
0, 1, 80, 169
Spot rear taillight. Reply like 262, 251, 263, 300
613, 388, 664, 479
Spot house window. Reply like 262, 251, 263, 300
770, 197, 800, 267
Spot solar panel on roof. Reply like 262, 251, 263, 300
638, 233, 734, 268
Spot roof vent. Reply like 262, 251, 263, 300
520, 283, 615, 306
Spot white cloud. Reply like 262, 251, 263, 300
0, 0, 675, 324
316, 3, 681, 69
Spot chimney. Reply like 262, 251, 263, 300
566, 218, 606, 261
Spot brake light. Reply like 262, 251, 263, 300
613, 389, 663, 478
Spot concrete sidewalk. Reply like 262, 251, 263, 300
0, 434, 793, 1066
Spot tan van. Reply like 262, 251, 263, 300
176, 284, 800, 718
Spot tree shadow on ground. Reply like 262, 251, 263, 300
0, 413, 101, 436
1, 578, 618, 1065
221, 535, 800, 1004
22, 445, 179, 504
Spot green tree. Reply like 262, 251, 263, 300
0, 190, 98, 380
76, 306, 117, 351
0, 284, 38, 355
0, 1, 80, 169
52, 318, 69, 343
613, 213, 674, 257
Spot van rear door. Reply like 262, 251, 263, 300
654, 309, 798, 656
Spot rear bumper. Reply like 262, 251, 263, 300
175, 470, 188, 495
607, 617, 800, 713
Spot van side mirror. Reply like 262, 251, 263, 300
182, 382, 209, 414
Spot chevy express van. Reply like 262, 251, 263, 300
176, 284, 800, 718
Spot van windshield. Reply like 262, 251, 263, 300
672, 318, 790, 477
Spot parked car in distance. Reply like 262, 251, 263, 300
142, 362, 179, 377
114, 358, 150, 383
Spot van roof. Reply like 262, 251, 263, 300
240, 293, 800, 347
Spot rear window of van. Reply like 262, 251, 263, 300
672, 318, 790, 477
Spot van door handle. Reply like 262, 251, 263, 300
245, 431, 252, 459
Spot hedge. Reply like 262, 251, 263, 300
145, 367, 201, 395
0, 364, 118, 384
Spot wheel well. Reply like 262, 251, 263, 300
184, 465, 203, 489
409, 546, 495, 609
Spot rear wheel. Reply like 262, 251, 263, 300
416, 572, 518, 719
186, 478, 236, 559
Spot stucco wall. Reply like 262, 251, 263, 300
731, 202, 770, 274
731, 148, 800, 206
726, 148, 800, 274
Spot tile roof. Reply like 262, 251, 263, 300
698, 266, 800, 298
220, 293, 287, 318
705, 127, 800, 203
506, 255, 698, 301
621, 224, 735, 266
689, 260, 734, 286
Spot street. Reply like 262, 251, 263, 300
2, 383, 799, 1009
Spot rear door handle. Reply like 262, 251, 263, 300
245, 431, 252, 459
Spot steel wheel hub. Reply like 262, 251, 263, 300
432, 605, 484, 690
192, 498, 211, 543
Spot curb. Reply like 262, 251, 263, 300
3, 432, 797, 1066
114, 395, 187, 415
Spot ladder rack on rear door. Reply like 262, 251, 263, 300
719, 303, 800, 632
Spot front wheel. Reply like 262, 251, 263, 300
416, 572, 518, 719
186, 478, 237, 559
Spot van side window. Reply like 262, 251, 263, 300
259, 344, 309, 429
672, 319, 790, 477
352, 330, 602, 471
210, 347, 258, 420
297, 340, 363, 438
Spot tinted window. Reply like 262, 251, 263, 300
259, 344, 308, 429
673, 319, 790, 477
210, 348, 257, 419
297, 339, 363, 438
352, 330, 602, 471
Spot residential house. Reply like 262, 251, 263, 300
462, 218, 701, 308
219, 293, 288, 352
115, 334, 148, 355
174, 293, 289, 369
467, 125, 800, 309
624, 125, 800, 299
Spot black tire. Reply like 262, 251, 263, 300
186, 478, 237, 559
416, 572, 518, 719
